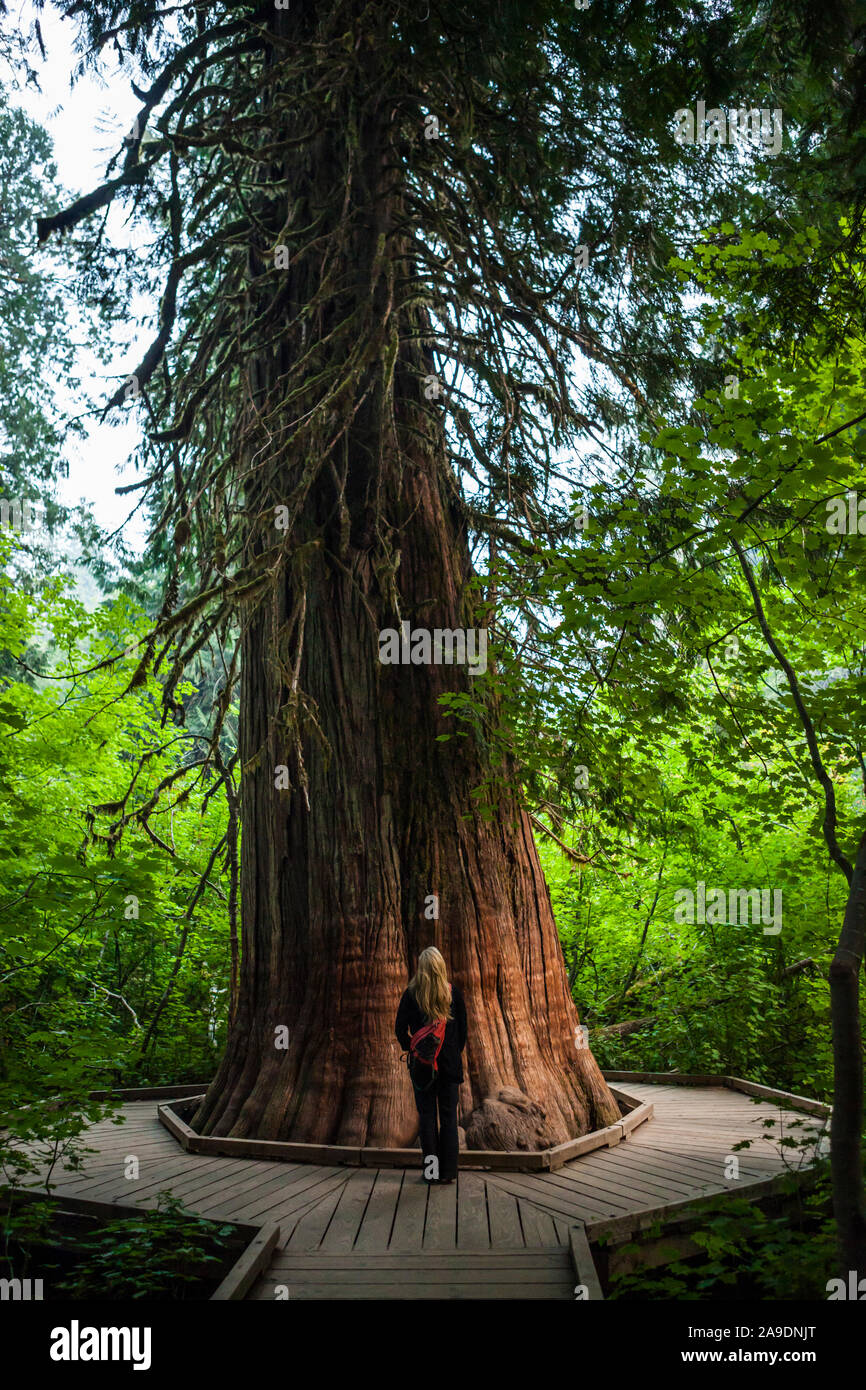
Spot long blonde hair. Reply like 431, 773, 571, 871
409, 946, 452, 1022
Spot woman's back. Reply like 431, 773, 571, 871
395, 982, 467, 1083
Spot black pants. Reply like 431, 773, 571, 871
413, 1074, 459, 1181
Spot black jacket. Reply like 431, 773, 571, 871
395, 983, 467, 1084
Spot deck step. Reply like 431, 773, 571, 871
248, 1246, 576, 1300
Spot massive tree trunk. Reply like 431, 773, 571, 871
193, 451, 619, 1147
193, 1, 619, 1150
194, 443, 619, 1148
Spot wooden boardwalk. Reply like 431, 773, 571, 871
21, 1081, 826, 1300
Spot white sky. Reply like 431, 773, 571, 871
11, 1, 154, 551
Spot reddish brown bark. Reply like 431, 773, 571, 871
192, 0, 618, 1150
192, 399, 617, 1147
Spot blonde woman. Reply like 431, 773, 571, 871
395, 947, 467, 1185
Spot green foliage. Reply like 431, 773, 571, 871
0, 97, 73, 511
0, 552, 231, 1187
607, 1165, 838, 1301
3, 1192, 236, 1300
523, 205, 866, 1109
540, 770, 851, 1101
52, 1194, 236, 1300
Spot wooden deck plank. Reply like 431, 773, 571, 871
45, 1156, 199, 1203
101, 1157, 262, 1207
610, 1152, 775, 1190
485, 1178, 525, 1248
423, 1176, 458, 1249
487, 1171, 620, 1223
264, 1256, 569, 1267
572, 1150, 719, 1200
547, 1154, 685, 1199
142, 1158, 274, 1204
185, 1159, 319, 1210
579, 1145, 769, 1198
249, 1249, 575, 1300
631, 1133, 801, 1167
44, 1129, 175, 1151
648, 1118, 815, 1133
319, 1170, 378, 1252
352, 1170, 404, 1252
83, 1119, 173, 1135
633, 1121, 807, 1145
260, 1263, 569, 1283
521, 1169, 638, 1213
226, 1169, 351, 1225
632, 1117, 802, 1140
24, 1136, 182, 1177
455, 1172, 489, 1250
281, 1178, 354, 1251
517, 1197, 547, 1246
23, 1149, 178, 1191
189, 1172, 318, 1221
251, 1278, 570, 1300
252, 1173, 351, 1230
197, 1165, 339, 1222
617, 1139, 783, 1182
387, 1173, 430, 1252
230, 1189, 337, 1250
528, 1206, 562, 1247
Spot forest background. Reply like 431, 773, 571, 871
1, 0, 865, 1299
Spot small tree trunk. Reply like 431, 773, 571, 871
829, 830, 866, 1279
226, 779, 240, 1028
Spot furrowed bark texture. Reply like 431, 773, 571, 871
194, 1, 619, 1149
194, 425, 619, 1146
